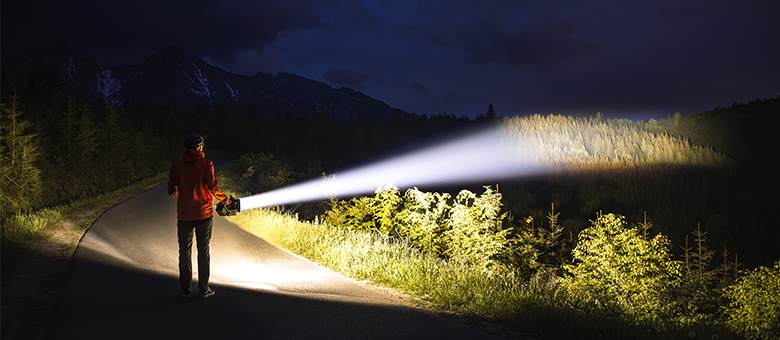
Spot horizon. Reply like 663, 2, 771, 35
2, 0, 778, 121
4, 41, 771, 123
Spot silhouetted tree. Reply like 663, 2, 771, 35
1, 91, 43, 212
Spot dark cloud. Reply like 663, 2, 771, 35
393, 24, 418, 36
1, 0, 323, 69
414, 0, 605, 66
654, 4, 713, 23
330, 0, 374, 25
2, 0, 777, 119
322, 68, 371, 88
422, 13, 604, 66
410, 81, 428, 95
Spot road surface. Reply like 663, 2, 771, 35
45, 183, 504, 339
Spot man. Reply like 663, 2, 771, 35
168, 133, 229, 298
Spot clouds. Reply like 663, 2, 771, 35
2, 0, 323, 68
412, 0, 605, 66
428, 16, 605, 66
2, 0, 778, 119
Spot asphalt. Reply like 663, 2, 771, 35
44, 183, 502, 339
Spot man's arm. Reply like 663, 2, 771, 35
206, 161, 229, 203
167, 164, 179, 197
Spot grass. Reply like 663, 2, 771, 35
228, 208, 732, 340
1, 172, 167, 247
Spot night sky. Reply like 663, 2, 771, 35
2, 0, 778, 120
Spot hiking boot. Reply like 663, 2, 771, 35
198, 287, 215, 298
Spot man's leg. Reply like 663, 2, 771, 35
195, 217, 213, 295
177, 222, 194, 294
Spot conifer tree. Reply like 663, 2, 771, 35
61, 97, 78, 164
99, 104, 130, 186
72, 99, 100, 188
0, 91, 43, 212
563, 213, 681, 318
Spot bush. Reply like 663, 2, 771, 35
444, 186, 511, 271
396, 187, 450, 255
324, 185, 513, 271
723, 261, 780, 340
217, 153, 296, 196
562, 213, 682, 320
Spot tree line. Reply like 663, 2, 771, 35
0, 76, 181, 218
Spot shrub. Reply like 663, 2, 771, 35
723, 261, 780, 340
444, 186, 511, 271
217, 153, 296, 195
396, 187, 451, 255
562, 213, 682, 320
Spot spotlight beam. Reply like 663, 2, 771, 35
239, 127, 550, 210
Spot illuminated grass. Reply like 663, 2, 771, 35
228, 208, 706, 339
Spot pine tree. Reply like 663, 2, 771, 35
0, 91, 44, 212
99, 104, 130, 186
563, 213, 681, 318
72, 99, 100, 188
61, 97, 78, 164
486, 104, 496, 119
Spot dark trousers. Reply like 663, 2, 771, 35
177, 217, 213, 292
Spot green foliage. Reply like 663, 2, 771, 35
723, 261, 780, 340
396, 187, 450, 255
372, 184, 403, 234
1, 91, 43, 213
444, 186, 510, 270
324, 185, 512, 272
324, 196, 377, 231
507, 203, 570, 276
323, 184, 402, 234
216, 152, 297, 196
1, 78, 179, 219
664, 224, 725, 325
98, 104, 131, 186
563, 213, 682, 319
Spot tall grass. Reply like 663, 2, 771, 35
228, 208, 724, 339
1, 173, 167, 246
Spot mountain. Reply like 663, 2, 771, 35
1, 42, 122, 101
1, 43, 402, 121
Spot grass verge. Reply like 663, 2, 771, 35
229, 208, 737, 340
1, 173, 167, 247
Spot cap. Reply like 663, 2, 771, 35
184, 133, 204, 148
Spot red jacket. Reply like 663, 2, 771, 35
168, 149, 229, 221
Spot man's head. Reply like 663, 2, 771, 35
184, 133, 204, 150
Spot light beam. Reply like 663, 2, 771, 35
239, 126, 551, 210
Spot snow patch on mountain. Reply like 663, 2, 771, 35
223, 79, 238, 101
63, 57, 76, 81
135, 64, 147, 79
96, 68, 122, 100
185, 60, 212, 100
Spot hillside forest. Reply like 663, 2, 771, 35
2, 70, 779, 338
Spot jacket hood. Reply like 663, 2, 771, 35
182, 149, 205, 163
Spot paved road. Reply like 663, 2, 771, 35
45, 183, 497, 339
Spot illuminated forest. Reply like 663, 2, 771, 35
2, 72, 779, 338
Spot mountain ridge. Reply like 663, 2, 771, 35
1, 42, 402, 121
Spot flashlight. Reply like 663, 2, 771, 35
217, 196, 241, 216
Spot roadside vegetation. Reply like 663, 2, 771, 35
3, 68, 778, 339
225, 184, 778, 340
216, 102, 780, 340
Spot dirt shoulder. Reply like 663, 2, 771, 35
0, 182, 162, 340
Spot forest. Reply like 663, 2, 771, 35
2, 70, 779, 338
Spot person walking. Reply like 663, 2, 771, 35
168, 133, 229, 298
